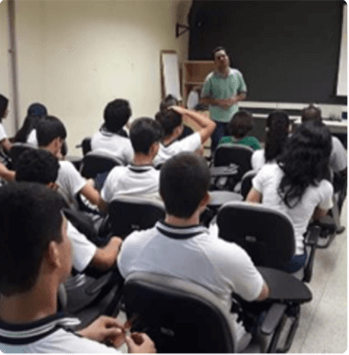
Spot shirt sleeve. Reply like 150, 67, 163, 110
329, 136, 347, 172
100, 167, 123, 202
236, 70, 247, 93
0, 124, 7, 141
201, 74, 212, 98
317, 181, 334, 211
252, 166, 266, 193
57, 161, 87, 198
174, 132, 202, 153
67, 221, 97, 272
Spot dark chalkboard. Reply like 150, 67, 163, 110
188, 0, 347, 105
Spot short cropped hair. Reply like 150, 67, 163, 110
228, 110, 253, 138
160, 153, 210, 218
16, 149, 60, 184
104, 99, 132, 133
36, 116, 67, 147
0, 182, 64, 296
159, 95, 179, 113
0, 94, 9, 120
27, 103, 47, 117
130, 117, 164, 154
155, 110, 182, 138
212, 46, 226, 59
301, 104, 322, 123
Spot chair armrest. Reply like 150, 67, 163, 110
85, 271, 113, 295
304, 225, 321, 246
303, 225, 321, 282
260, 303, 287, 335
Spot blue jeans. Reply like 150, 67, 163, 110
211, 121, 228, 153
282, 252, 307, 273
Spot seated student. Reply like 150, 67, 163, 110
218, 110, 261, 150
153, 106, 216, 167
91, 99, 134, 164
118, 152, 269, 352
301, 104, 347, 217
251, 110, 290, 170
99, 117, 163, 212
15, 149, 122, 273
0, 182, 155, 353
247, 121, 333, 273
159, 95, 193, 140
36, 115, 101, 209
14, 102, 47, 144
0, 94, 12, 152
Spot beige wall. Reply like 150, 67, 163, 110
9, 0, 191, 154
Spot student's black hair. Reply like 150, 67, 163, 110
301, 104, 322, 123
16, 149, 60, 184
264, 110, 290, 163
228, 110, 253, 139
104, 99, 132, 133
212, 46, 226, 59
277, 120, 332, 208
0, 182, 64, 296
130, 117, 164, 155
36, 116, 67, 147
0, 94, 9, 121
160, 152, 210, 218
159, 95, 179, 114
155, 110, 182, 138
27, 103, 48, 117
14, 115, 44, 143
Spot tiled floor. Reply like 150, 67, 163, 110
289, 199, 347, 353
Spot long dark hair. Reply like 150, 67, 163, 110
264, 111, 290, 163
277, 120, 332, 208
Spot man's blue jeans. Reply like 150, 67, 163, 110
211, 121, 228, 154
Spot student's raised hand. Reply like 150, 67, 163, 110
126, 332, 157, 353
78, 315, 125, 344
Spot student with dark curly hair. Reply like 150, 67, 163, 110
218, 110, 261, 150
251, 110, 290, 170
247, 120, 333, 273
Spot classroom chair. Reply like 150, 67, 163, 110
123, 270, 312, 353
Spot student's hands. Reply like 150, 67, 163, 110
126, 332, 157, 353
78, 315, 125, 344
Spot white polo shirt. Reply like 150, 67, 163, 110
91, 130, 133, 165
67, 221, 96, 273
101, 165, 160, 202
57, 161, 86, 203
330, 136, 347, 173
0, 312, 119, 353
26, 129, 38, 147
118, 220, 264, 351
252, 163, 333, 254
0, 123, 7, 142
153, 132, 201, 167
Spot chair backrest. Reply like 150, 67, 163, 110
213, 144, 253, 181
81, 137, 92, 156
240, 170, 258, 200
124, 272, 236, 353
80, 150, 123, 179
217, 201, 295, 268
108, 196, 165, 238
9, 142, 37, 170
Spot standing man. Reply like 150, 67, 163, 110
201, 47, 247, 152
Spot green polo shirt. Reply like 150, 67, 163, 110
218, 135, 261, 150
201, 68, 247, 123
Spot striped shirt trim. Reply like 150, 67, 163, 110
155, 221, 208, 240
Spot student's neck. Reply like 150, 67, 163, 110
133, 154, 154, 166
165, 212, 200, 227
0, 277, 58, 324
217, 67, 229, 77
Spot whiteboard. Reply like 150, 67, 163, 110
337, 4, 347, 96
161, 51, 182, 100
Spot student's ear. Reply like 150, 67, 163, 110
47, 182, 59, 191
174, 124, 184, 139
47, 241, 61, 269
198, 191, 210, 213
150, 142, 160, 157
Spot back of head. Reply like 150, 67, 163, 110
16, 149, 60, 184
130, 117, 164, 154
301, 104, 322, 123
0, 182, 64, 296
0, 94, 9, 119
228, 110, 253, 139
278, 120, 332, 208
155, 110, 182, 138
104, 99, 131, 133
27, 103, 48, 117
36, 115, 67, 147
159, 95, 179, 114
265, 110, 290, 162
160, 152, 210, 218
